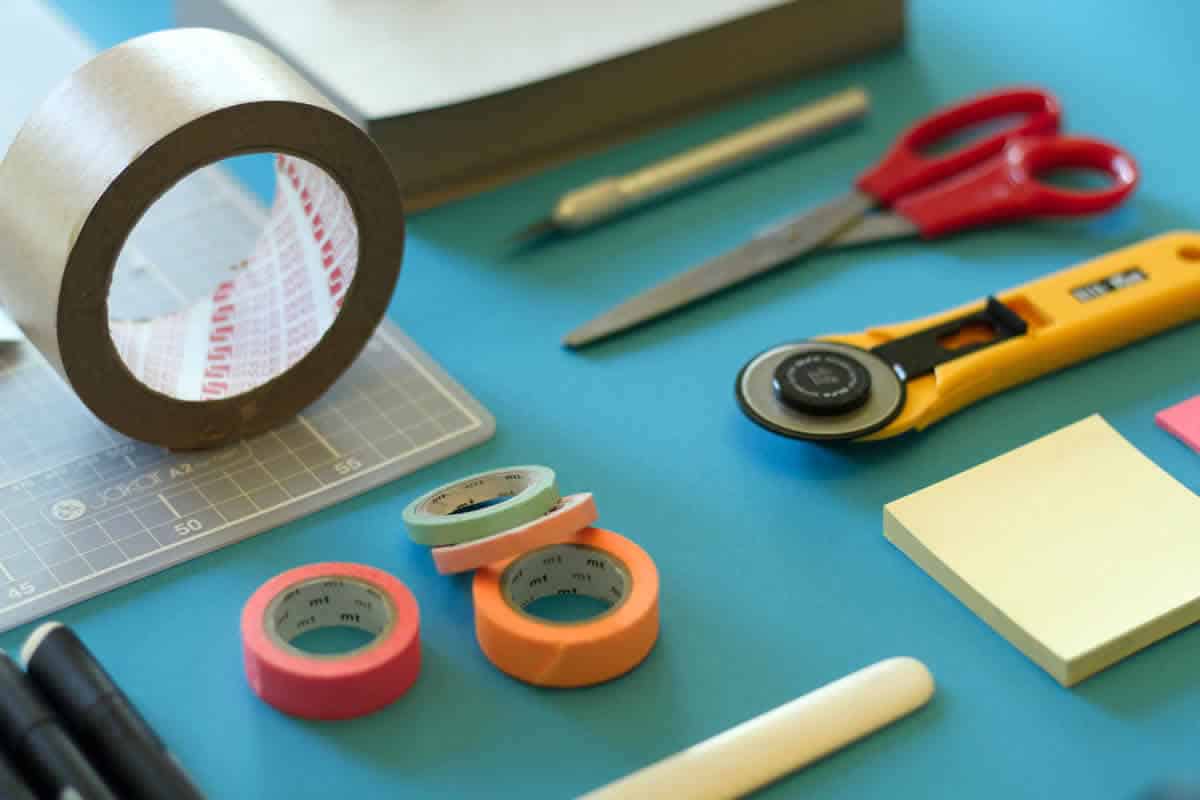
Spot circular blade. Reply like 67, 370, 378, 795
736, 341, 905, 442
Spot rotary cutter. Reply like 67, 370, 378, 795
737, 232, 1200, 442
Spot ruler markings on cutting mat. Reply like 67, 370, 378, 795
0, 3, 494, 630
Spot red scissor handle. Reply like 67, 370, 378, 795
893, 136, 1139, 238
856, 87, 1062, 204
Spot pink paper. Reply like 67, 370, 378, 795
1156, 395, 1200, 453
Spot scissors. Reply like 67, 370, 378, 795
564, 87, 1139, 348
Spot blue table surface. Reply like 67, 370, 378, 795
9, 1, 1200, 797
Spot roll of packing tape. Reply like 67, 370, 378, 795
241, 563, 420, 720
432, 492, 599, 574
473, 527, 659, 688
0, 28, 404, 449
403, 465, 559, 546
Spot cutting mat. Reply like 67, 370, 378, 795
0, 3, 494, 632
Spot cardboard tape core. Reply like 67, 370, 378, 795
418, 470, 537, 515
501, 543, 631, 617
109, 155, 358, 402
264, 575, 392, 655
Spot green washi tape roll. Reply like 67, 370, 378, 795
403, 466, 560, 546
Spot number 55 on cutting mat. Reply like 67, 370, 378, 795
737, 232, 1200, 442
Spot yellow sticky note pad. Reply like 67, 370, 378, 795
884, 415, 1200, 686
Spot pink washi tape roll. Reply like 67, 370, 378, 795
241, 562, 420, 720
432, 493, 599, 575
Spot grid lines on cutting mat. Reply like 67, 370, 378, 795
0, 326, 481, 618
0, 156, 491, 629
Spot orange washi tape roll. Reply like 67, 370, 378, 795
241, 562, 420, 720
432, 493, 599, 575
472, 527, 658, 687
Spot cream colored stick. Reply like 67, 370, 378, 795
519, 87, 869, 238
579, 657, 934, 800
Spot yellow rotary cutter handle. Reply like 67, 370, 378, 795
737, 232, 1200, 442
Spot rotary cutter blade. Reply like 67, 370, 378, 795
737, 342, 906, 441
737, 232, 1200, 443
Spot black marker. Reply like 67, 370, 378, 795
0, 746, 37, 800
22, 623, 205, 800
0, 649, 116, 800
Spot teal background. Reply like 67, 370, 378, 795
7, 1, 1199, 797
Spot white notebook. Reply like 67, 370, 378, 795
177, 0, 795, 119
177, 0, 903, 210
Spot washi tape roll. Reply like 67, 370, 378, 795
241, 563, 420, 720
432, 492, 599, 575
0, 28, 404, 449
473, 527, 659, 687
403, 465, 559, 546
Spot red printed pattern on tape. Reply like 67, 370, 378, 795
110, 155, 357, 402
200, 156, 357, 399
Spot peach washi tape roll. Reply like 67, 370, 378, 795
432, 492, 599, 575
0, 28, 404, 449
473, 527, 659, 688
241, 562, 420, 720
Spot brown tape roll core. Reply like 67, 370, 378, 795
0, 28, 404, 449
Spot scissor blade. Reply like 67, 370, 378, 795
823, 212, 919, 249
564, 189, 874, 348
